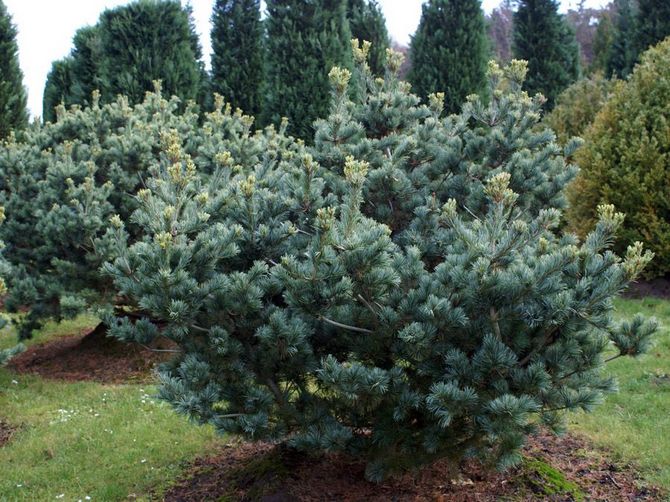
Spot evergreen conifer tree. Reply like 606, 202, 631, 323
545, 73, 613, 145
210, 0, 263, 115
103, 46, 656, 480
43, 26, 104, 122
0, 0, 27, 138
96, 0, 202, 106
606, 0, 637, 78
513, 0, 580, 108
347, 0, 389, 75
408, 0, 488, 114
263, 0, 352, 139
590, 10, 614, 74
42, 0, 203, 121
43, 58, 77, 124
68, 27, 101, 107
634, 0, 670, 58
568, 38, 670, 277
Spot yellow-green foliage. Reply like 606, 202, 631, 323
567, 38, 670, 277
544, 73, 614, 145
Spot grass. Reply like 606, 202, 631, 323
0, 313, 98, 353
569, 297, 670, 490
0, 298, 668, 499
0, 317, 218, 501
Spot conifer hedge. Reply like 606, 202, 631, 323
100, 46, 656, 480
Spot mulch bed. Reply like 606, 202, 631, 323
7, 324, 173, 383
164, 431, 663, 502
0, 419, 17, 447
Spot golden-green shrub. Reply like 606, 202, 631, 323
567, 38, 670, 277
544, 73, 614, 145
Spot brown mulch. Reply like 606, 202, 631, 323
624, 278, 670, 300
0, 419, 17, 447
7, 324, 173, 383
164, 431, 663, 502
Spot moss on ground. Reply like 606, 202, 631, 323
522, 458, 585, 500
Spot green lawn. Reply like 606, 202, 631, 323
0, 318, 218, 501
570, 297, 670, 490
0, 298, 668, 499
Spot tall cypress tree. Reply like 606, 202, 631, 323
210, 0, 263, 116
607, 0, 637, 78
43, 0, 203, 121
69, 26, 101, 107
347, 0, 389, 75
408, 0, 488, 114
43, 59, 74, 123
42, 26, 101, 123
96, 0, 202, 106
513, 0, 580, 108
635, 0, 670, 58
263, 0, 352, 139
0, 0, 27, 138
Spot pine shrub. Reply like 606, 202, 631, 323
0, 88, 273, 339
567, 38, 670, 278
0, 205, 22, 364
103, 46, 656, 480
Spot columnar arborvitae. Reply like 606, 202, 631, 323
103, 45, 656, 481
263, 0, 352, 139
210, 0, 263, 116
409, 0, 488, 114
42, 0, 203, 122
635, 0, 670, 58
606, 0, 637, 78
346, 0, 389, 75
513, 0, 580, 108
0, 0, 27, 138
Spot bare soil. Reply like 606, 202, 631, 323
7, 323, 173, 383
164, 431, 662, 502
0, 419, 17, 447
